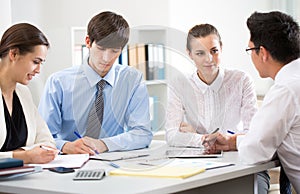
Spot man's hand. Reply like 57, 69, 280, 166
179, 122, 197, 133
62, 138, 96, 155
202, 133, 237, 153
82, 136, 108, 154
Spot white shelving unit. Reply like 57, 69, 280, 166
71, 27, 87, 66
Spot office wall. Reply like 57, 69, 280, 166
10, 0, 170, 79
0, 0, 12, 35
168, 0, 275, 96
5, 0, 300, 96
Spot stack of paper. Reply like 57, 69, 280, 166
29, 154, 89, 169
0, 166, 42, 180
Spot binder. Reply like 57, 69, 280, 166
0, 158, 23, 169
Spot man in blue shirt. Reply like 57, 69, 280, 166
38, 11, 153, 154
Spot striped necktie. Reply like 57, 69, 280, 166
85, 79, 106, 138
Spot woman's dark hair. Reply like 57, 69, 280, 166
187, 24, 222, 51
247, 11, 300, 64
0, 23, 49, 58
87, 11, 129, 49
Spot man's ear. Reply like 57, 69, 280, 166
260, 46, 269, 62
85, 35, 91, 48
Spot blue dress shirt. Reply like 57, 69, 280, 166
38, 58, 153, 151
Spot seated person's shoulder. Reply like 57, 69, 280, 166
48, 66, 81, 83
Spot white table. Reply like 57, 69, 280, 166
0, 141, 278, 194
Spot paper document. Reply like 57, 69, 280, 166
29, 154, 89, 169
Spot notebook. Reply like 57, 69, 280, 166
165, 148, 223, 158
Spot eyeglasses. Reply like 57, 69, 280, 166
245, 47, 260, 55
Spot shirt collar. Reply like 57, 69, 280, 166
192, 67, 224, 93
83, 56, 116, 87
275, 58, 300, 83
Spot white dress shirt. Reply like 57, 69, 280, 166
238, 58, 300, 193
166, 67, 257, 147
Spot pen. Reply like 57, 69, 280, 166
74, 131, 99, 154
211, 128, 220, 134
227, 130, 235, 134
202, 128, 220, 145
109, 162, 120, 168
40, 145, 62, 154
74, 131, 82, 139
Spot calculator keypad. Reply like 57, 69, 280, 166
73, 169, 105, 180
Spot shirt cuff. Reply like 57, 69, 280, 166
236, 134, 245, 150
56, 139, 68, 151
101, 138, 118, 152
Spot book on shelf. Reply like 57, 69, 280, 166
0, 158, 23, 169
136, 43, 147, 80
157, 44, 165, 80
119, 45, 129, 66
125, 43, 166, 81
128, 44, 138, 69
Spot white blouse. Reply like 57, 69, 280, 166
165, 67, 257, 147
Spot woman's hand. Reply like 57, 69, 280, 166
13, 146, 57, 164
179, 122, 197, 133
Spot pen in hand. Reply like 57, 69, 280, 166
202, 128, 220, 145
40, 145, 62, 155
73, 131, 99, 154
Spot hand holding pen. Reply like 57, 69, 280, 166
202, 128, 220, 145
40, 145, 62, 155
74, 131, 109, 155
202, 129, 238, 153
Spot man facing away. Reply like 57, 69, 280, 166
203, 11, 300, 193
39, 11, 153, 154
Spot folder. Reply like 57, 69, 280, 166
0, 166, 42, 180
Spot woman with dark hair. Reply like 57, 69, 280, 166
0, 23, 57, 164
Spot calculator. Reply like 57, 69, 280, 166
73, 169, 105, 180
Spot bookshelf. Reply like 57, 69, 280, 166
129, 26, 171, 133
